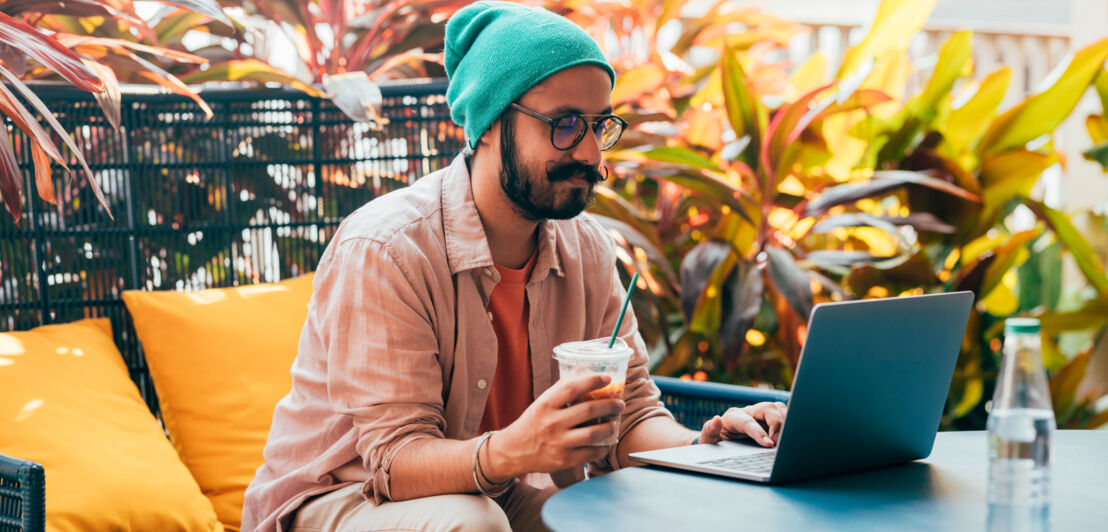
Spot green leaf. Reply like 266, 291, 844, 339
1050, 350, 1090, 424
1023, 199, 1108, 295
1038, 295, 1108, 331
979, 228, 1041, 298
182, 59, 324, 97
919, 31, 974, 112
656, 171, 753, 224
978, 38, 1108, 157
1084, 141, 1108, 171
765, 246, 812, 319
641, 146, 722, 173
879, 31, 972, 163
720, 47, 766, 163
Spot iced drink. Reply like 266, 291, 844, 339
553, 337, 632, 446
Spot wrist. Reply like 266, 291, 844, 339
481, 431, 518, 483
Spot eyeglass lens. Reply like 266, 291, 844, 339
551, 115, 623, 150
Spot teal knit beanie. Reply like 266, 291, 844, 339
445, 1, 616, 149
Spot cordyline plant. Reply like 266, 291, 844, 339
588, 0, 1108, 429
0, 0, 231, 223
179, 0, 472, 124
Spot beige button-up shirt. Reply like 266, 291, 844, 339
242, 155, 672, 531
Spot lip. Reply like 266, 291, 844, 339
564, 174, 590, 187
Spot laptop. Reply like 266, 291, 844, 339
630, 291, 974, 483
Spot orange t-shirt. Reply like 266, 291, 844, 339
478, 252, 537, 432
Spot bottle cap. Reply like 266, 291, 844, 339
1004, 317, 1040, 334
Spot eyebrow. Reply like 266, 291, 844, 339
547, 105, 614, 116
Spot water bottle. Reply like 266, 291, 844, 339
986, 318, 1055, 531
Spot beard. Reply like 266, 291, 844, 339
498, 114, 604, 221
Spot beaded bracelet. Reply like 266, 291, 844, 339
472, 431, 513, 498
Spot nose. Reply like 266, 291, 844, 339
569, 124, 603, 168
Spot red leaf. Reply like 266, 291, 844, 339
31, 143, 56, 205
0, 12, 102, 92
0, 79, 66, 164
0, 126, 23, 223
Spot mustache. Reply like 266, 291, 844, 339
545, 162, 605, 184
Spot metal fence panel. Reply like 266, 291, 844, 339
0, 80, 463, 414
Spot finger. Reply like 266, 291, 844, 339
559, 398, 625, 428
723, 410, 773, 447
763, 407, 785, 442
564, 420, 620, 447
542, 374, 612, 406
566, 444, 611, 466
770, 402, 788, 440
699, 415, 722, 444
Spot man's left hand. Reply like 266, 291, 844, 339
697, 402, 787, 447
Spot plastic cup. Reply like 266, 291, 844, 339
553, 337, 632, 446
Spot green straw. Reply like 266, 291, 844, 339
608, 272, 640, 348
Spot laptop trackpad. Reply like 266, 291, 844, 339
631, 438, 770, 464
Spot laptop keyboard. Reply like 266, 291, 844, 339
698, 450, 777, 474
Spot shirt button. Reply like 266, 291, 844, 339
477, 379, 488, 390
484, 267, 495, 277
487, 311, 494, 321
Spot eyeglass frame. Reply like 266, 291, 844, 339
508, 102, 628, 151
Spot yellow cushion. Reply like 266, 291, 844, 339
122, 274, 313, 531
0, 318, 223, 532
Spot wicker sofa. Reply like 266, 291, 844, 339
0, 81, 788, 532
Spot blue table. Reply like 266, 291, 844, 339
542, 431, 1108, 531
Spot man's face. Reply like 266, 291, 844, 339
498, 65, 613, 221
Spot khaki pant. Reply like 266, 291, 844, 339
290, 475, 557, 532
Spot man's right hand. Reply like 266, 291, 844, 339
482, 374, 625, 482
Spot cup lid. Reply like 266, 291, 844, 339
553, 337, 632, 362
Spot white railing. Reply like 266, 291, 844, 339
789, 19, 1072, 105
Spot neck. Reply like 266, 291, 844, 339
468, 151, 541, 269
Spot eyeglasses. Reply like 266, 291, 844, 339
509, 103, 628, 151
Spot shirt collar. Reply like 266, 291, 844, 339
440, 154, 564, 280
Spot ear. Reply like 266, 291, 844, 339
475, 119, 502, 157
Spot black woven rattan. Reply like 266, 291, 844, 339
0, 454, 43, 532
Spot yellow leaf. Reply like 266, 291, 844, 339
981, 270, 1019, 315
837, 0, 937, 79
941, 67, 1011, 155
791, 51, 828, 95
690, 66, 723, 109
980, 148, 1057, 188
861, 49, 911, 116
1088, 115, 1108, 144
978, 38, 1108, 157
961, 233, 1007, 264
980, 229, 1039, 297
979, 150, 1058, 230
684, 107, 726, 151
951, 376, 984, 418
612, 65, 667, 106
851, 226, 899, 257
918, 31, 973, 112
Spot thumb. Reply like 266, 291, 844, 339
698, 415, 723, 444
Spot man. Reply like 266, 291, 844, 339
242, 2, 787, 531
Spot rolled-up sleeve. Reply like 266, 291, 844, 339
310, 236, 445, 503
597, 267, 674, 471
